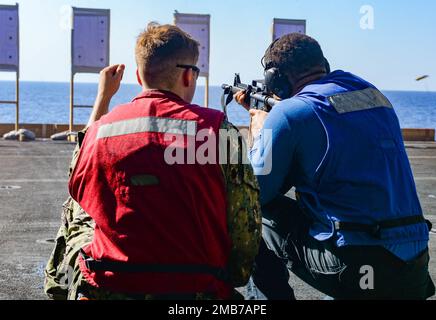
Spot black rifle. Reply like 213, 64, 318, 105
221, 74, 279, 114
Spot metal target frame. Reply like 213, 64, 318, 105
0, 3, 20, 132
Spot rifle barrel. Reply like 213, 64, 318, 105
222, 84, 278, 108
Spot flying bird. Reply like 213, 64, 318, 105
416, 75, 429, 82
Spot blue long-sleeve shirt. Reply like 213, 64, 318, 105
248, 97, 427, 262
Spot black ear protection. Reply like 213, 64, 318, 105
264, 67, 294, 100
262, 40, 331, 100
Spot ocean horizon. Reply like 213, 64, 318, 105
1, 80, 436, 131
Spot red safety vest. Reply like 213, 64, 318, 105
69, 90, 232, 298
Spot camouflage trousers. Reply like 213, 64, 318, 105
44, 197, 95, 300
43, 197, 175, 300
43, 197, 168, 300
44, 197, 244, 300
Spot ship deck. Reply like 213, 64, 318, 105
0, 140, 435, 300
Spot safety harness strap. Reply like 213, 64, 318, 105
80, 250, 231, 283
334, 215, 432, 238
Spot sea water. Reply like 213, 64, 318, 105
1, 81, 435, 130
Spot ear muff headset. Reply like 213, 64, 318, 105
262, 40, 331, 100
264, 67, 293, 100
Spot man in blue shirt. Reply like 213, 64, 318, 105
235, 33, 434, 299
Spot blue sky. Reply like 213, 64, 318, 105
1, 0, 436, 91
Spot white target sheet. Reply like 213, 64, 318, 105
175, 13, 210, 77
273, 19, 306, 41
72, 7, 110, 74
0, 4, 19, 71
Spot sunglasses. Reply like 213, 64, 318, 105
177, 64, 200, 79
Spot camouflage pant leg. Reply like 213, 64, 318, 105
44, 197, 247, 300
44, 197, 95, 300
43, 197, 143, 300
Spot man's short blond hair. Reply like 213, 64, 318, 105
135, 22, 200, 89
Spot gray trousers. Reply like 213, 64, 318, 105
252, 196, 435, 300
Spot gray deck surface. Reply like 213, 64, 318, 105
0, 140, 435, 300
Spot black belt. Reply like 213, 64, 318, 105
334, 215, 432, 239
80, 250, 230, 283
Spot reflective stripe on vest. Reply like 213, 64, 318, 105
327, 87, 393, 114
97, 116, 198, 139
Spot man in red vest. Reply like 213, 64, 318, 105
45, 23, 261, 300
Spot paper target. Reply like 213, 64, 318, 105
273, 19, 306, 41
72, 7, 110, 74
0, 4, 19, 71
175, 13, 210, 77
